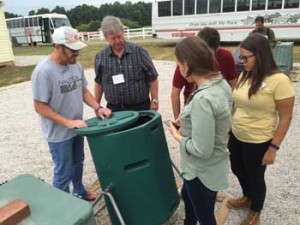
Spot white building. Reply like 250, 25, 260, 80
0, 1, 14, 66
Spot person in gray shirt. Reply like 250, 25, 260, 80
31, 26, 111, 201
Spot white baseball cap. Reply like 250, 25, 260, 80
52, 26, 87, 50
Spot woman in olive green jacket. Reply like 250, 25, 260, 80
167, 36, 232, 225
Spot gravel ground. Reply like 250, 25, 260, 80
1, 57, 300, 224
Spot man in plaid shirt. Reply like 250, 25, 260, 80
94, 16, 159, 112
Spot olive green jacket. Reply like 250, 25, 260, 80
252, 27, 276, 47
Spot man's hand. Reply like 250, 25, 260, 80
150, 100, 159, 111
66, 120, 87, 129
97, 107, 112, 120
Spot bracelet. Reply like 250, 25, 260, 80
94, 105, 103, 116
269, 143, 280, 150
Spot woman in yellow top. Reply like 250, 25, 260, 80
227, 33, 294, 225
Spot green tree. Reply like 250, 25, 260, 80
75, 21, 101, 41
76, 23, 89, 32
121, 18, 140, 28
36, 8, 51, 15
67, 4, 99, 27
88, 20, 101, 31
111, 2, 123, 18
99, 3, 114, 20
4, 12, 21, 18
28, 10, 36, 16
51, 6, 67, 15
133, 2, 151, 26
4, 2, 152, 28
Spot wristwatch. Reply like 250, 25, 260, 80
269, 143, 280, 150
94, 105, 103, 116
151, 98, 159, 104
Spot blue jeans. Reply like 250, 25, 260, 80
181, 177, 217, 225
48, 135, 87, 197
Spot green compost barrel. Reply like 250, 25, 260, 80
75, 110, 179, 225
272, 42, 294, 75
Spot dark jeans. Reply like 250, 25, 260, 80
228, 132, 270, 212
181, 177, 217, 225
107, 98, 150, 112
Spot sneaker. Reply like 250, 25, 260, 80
227, 196, 251, 210
241, 210, 260, 225
82, 192, 97, 202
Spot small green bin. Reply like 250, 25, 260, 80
272, 42, 294, 75
0, 174, 96, 225
75, 110, 179, 225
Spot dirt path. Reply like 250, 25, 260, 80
1, 59, 299, 225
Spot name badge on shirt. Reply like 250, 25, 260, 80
112, 74, 125, 85
260, 82, 267, 89
249, 82, 267, 90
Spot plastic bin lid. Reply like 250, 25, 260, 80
74, 111, 139, 135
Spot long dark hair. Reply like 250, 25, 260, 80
175, 36, 218, 77
237, 33, 279, 98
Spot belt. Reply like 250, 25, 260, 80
108, 99, 150, 109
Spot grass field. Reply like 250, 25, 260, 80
0, 39, 299, 88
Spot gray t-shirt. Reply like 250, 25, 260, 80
31, 56, 88, 142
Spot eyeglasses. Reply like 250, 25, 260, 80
239, 54, 255, 63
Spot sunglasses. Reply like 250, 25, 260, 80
60, 45, 79, 53
239, 54, 255, 62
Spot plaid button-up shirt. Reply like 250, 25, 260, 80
94, 42, 158, 105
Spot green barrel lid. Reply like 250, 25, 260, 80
74, 111, 139, 136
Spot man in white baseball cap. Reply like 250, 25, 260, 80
52, 26, 87, 51
48, 26, 87, 65
31, 26, 111, 201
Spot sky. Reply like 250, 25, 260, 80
2, 0, 151, 16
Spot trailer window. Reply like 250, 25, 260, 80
237, 0, 250, 11
209, 0, 221, 13
185, 0, 195, 15
284, 0, 299, 8
223, 0, 235, 12
173, 0, 183, 16
52, 18, 71, 28
6, 20, 12, 29
268, 0, 282, 9
197, 0, 208, 14
158, 1, 171, 17
252, 0, 266, 10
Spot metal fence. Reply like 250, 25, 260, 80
79, 27, 153, 41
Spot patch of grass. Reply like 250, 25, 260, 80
3, 39, 299, 88
0, 65, 35, 88
75, 40, 177, 68
13, 46, 53, 56
294, 45, 300, 62
76, 41, 107, 69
